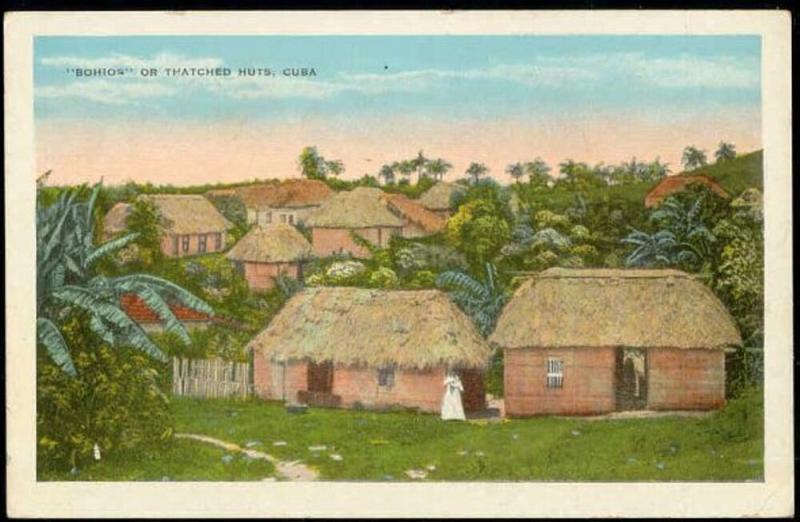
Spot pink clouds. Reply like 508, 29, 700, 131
36, 112, 761, 186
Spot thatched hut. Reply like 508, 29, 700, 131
382, 193, 446, 237
305, 186, 404, 259
226, 224, 312, 291
490, 268, 742, 416
644, 174, 730, 208
102, 195, 232, 258
247, 287, 491, 413
236, 179, 334, 226
417, 182, 466, 218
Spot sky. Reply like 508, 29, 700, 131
34, 35, 762, 186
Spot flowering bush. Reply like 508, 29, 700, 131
326, 261, 366, 281
368, 267, 399, 288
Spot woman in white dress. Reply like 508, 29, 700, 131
441, 371, 466, 421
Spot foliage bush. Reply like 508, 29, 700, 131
37, 315, 172, 472
485, 349, 504, 398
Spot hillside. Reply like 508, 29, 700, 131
678, 149, 763, 195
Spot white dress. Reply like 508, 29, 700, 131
441, 374, 466, 421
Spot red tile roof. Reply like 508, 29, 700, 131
644, 175, 730, 208
120, 294, 212, 324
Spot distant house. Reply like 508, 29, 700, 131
226, 224, 312, 292
305, 186, 404, 258
120, 293, 214, 333
236, 179, 334, 226
417, 182, 467, 218
644, 175, 730, 208
103, 195, 232, 258
247, 287, 490, 413
490, 268, 742, 417
382, 193, 447, 238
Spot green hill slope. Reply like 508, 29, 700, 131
679, 149, 763, 195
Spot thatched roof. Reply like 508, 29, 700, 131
490, 268, 742, 350
103, 202, 133, 235
226, 224, 312, 263
418, 182, 466, 211
644, 175, 730, 208
139, 195, 232, 235
236, 179, 334, 210
382, 193, 446, 234
305, 186, 404, 228
248, 287, 490, 370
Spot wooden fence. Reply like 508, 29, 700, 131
172, 357, 252, 398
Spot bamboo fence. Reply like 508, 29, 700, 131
172, 357, 251, 399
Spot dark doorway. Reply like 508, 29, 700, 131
458, 368, 486, 413
307, 361, 333, 394
615, 348, 647, 410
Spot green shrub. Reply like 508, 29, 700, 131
37, 315, 172, 473
706, 386, 763, 444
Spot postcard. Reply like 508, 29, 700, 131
4, 10, 793, 518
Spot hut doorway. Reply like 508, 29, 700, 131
614, 348, 647, 411
307, 361, 333, 394
457, 369, 486, 413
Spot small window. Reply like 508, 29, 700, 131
214, 232, 222, 250
198, 234, 207, 253
181, 235, 190, 253
280, 214, 287, 223
546, 358, 563, 389
288, 214, 294, 224
378, 366, 395, 388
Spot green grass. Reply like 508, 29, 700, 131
39, 389, 762, 482
39, 437, 276, 481
166, 389, 762, 482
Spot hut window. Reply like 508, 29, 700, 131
181, 235, 190, 253
288, 214, 295, 224
214, 232, 222, 250
546, 358, 563, 389
198, 234, 207, 253
377, 366, 395, 388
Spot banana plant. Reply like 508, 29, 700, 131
37, 183, 214, 376
436, 262, 508, 337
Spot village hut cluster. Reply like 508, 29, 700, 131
103, 177, 743, 417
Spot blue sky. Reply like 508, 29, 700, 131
34, 35, 761, 122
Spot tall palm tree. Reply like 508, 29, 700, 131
426, 158, 453, 182
681, 146, 708, 171
505, 162, 525, 183
714, 141, 737, 162
378, 164, 396, 185
436, 262, 507, 337
524, 158, 551, 188
394, 160, 416, 184
37, 183, 213, 375
465, 162, 489, 184
411, 150, 429, 183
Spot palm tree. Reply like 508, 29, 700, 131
681, 146, 708, 171
505, 162, 525, 183
325, 159, 345, 178
465, 162, 489, 184
436, 262, 507, 337
524, 158, 551, 188
426, 158, 452, 182
394, 160, 415, 184
37, 183, 213, 375
378, 164, 396, 185
411, 150, 429, 183
714, 141, 737, 162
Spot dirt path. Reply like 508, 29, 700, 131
175, 433, 318, 481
